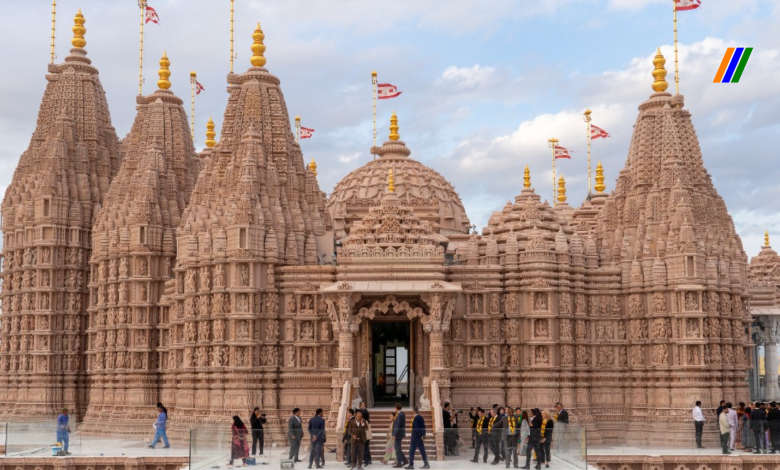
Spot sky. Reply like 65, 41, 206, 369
1, 0, 779, 257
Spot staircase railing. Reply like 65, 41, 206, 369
335, 380, 351, 460
430, 379, 445, 461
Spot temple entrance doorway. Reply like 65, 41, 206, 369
371, 321, 410, 407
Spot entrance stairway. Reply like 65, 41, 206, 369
366, 409, 438, 461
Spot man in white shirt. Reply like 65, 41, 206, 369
719, 403, 732, 454
692, 400, 706, 448
726, 402, 738, 450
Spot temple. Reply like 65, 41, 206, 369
0, 12, 762, 449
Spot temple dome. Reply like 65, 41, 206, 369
327, 115, 470, 240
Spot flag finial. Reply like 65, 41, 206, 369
765, 231, 771, 248
71, 9, 86, 49
251, 22, 266, 67
205, 118, 217, 148
389, 113, 400, 141
157, 52, 171, 90
523, 165, 531, 190
652, 48, 668, 92
388, 168, 395, 193
595, 161, 606, 193
557, 176, 567, 204
308, 158, 317, 176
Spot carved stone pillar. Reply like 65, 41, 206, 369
325, 293, 360, 420
421, 293, 455, 401
766, 317, 780, 400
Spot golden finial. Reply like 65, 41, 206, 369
308, 158, 317, 176
765, 231, 771, 248
594, 161, 606, 193
523, 165, 531, 190
205, 117, 216, 148
557, 176, 567, 204
652, 48, 668, 93
389, 113, 399, 141
371, 71, 377, 78
250, 22, 266, 67
157, 52, 171, 90
71, 9, 86, 49
387, 168, 395, 193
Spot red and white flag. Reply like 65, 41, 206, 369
300, 126, 315, 139
554, 145, 572, 159
145, 5, 160, 24
195, 80, 205, 95
377, 83, 402, 99
675, 0, 701, 11
590, 124, 610, 139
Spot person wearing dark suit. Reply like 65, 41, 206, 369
769, 402, 780, 453
343, 409, 355, 466
308, 408, 326, 469
347, 410, 369, 470
751, 403, 768, 454
554, 403, 569, 424
405, 407, 430, 469
522, 409, 543, 470
443, 402, 454, 456
472, 408, 489, 463
470, 407, 479, 448
505, 408, 520, 469
358, 401, 372, 466
490, 407, 507, 465
250, 407, 267, 456
539, 410, 554, 468
392, 403, 407, 468
288, 408, 304, 462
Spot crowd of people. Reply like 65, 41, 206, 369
466, 402, 569, 469
696, 400, 780, 455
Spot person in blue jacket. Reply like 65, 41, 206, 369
405, 407, 430, 469
308, 408, 326, 469
392, 403, 407, 468
56, 408, 71, 455
149, 402, 170, 448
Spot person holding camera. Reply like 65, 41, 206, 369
250, 407, 267, 456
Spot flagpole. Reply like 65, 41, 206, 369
138, 0, 145, 95
584, 109, 592, 195
295, 116, 301, 144
190, 72, 197, 142
372, 71, 378, 156
50, 0, 56, 63
548, 138, 558, 204
673, 0, 680, 95
229, 0, 235, 73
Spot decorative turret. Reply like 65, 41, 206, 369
389, 112, 400, 141
250, 22, 266, 67
157, 52, 171, 90
557, 176, 567, 204
594, 161, 606, 193
71, 9, 86, 48
523, 165, 531, 190
387, 168, 395, 193
652, 48, 668, 93
205, 117, 216, 148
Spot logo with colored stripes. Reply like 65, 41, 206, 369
713, 47, 754, 84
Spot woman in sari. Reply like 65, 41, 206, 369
382, 411, 396, 465
230, 415, 250, 466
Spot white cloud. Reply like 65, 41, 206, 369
438, 65, 497, 91
337, 152, 361, 164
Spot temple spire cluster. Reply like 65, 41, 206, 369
0, 18, 756, 450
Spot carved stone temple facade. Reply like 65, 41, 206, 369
0, 16, 757, 445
